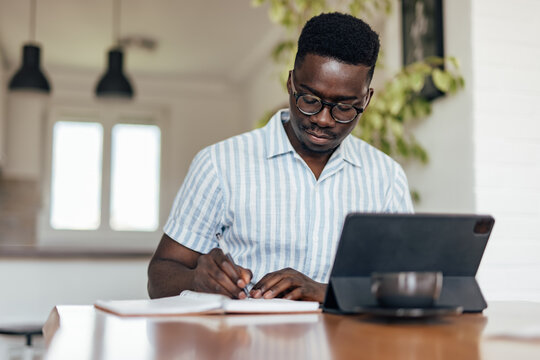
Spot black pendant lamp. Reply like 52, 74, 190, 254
95, 0, 134, 99
9, 0, 51, 94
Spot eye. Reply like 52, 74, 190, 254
336, 104, 354, 112
302, 95, 320, 105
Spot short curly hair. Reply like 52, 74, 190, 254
295, 12, 380, 82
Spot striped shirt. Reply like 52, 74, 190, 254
164, 109, 413, 283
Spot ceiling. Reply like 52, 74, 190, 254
0, 0, 281, 84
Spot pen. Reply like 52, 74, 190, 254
216, 233, 250, 298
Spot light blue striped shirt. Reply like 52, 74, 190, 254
164, 109, 413, 283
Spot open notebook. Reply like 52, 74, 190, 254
95, 290, 320, 316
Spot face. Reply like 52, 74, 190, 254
285, 54, 373, 156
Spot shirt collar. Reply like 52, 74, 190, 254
340, 135, 363, 168
264, 109, 363, 168
265, 109, 295, 159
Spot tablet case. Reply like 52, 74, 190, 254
322, 213, 495, 314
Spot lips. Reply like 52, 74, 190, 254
305, 129, 333, 145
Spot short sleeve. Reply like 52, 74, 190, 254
385, 162, 414, 213
163, 147, 223, 254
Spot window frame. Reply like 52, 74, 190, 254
38, 102, 170, 251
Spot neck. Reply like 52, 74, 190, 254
283, 121, 334, 179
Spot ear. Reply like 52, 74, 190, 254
363, 88, 374, 109
287, 70, 292, 95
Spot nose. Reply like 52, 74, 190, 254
310, 104, 335, 128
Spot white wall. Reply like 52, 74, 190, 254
0, 258, 149, 324
243, 53, 287, 128
4, 93, 48, 179
473, 0, 540, 301
0, 49, 6, 168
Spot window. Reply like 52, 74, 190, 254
50, 121, 103, 230
109, 123, 161, 231
39, 104, 168, 250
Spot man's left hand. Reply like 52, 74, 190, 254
250, 268, 327, 303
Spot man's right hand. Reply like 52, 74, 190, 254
192, 248, 252, 299
148, 234, 253, 299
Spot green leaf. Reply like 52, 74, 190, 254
388, 96, 404, 116
410, 190, 421, 203
357, 125, 371, 142
396, 138, 409, 157
401, 105, 414, 122
269, 1, 286, 23
370, 98, 386, 113
251, 0, 266, 7
272, 41, 294, 61
407, 62, 432, 75
369, 113, 384, 130
349, 0, 361, 17
411, 98, 431, 118
432, 68, 451, 92
390, 120, 404, 137
448, 78, 458, 94
424, 56, 445, 66
384, 0, 393, 14
411, 143, 429, 163
380, 139, 391, 155
409, 72, 425, 92
447, 56, 460, 69
294, 0, 308, 12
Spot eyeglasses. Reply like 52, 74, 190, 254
289, 70, 364, 124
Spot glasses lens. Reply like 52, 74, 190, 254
297, 95, 322, 115
332, 104, 358, 123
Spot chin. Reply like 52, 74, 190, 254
301, 141, 335, 154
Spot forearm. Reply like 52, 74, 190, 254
147, 258, 195, 299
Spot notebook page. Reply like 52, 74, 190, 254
179, 290, 320, 313
95, 294, 223, 316
223, 297, 320, 313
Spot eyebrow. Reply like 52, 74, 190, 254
299, 83, 359, 102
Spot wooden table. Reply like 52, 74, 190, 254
42, 301, 540, 360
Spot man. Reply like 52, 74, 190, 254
148, 12, 413, 303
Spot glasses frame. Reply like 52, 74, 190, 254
289, 70, 364, 124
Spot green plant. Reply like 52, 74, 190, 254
252, 0, 464, 174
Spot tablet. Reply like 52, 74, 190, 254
323, 213, 495, 313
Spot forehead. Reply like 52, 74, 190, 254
294, 54, 371, 98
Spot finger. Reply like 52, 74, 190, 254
262, 278, 294, 299
250, 273, 271, 296
211, 249, 254, 298
207, 267, 241, 298
210, 249, 243, 288
216, 256, 252, 298
237, 267, 253, 289
223, 262, 250, 298
220, 259, 242, 284
202, 274, 237, 298
250, 272, 282, 298
283, 287, 304, 300
207, 255, 246, 298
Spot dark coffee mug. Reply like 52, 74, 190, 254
371, 272, 443, 308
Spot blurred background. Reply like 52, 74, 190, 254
0, 0, 538, 352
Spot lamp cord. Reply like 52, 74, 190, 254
113, 0, 120, 46
30, 0, 36, 42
